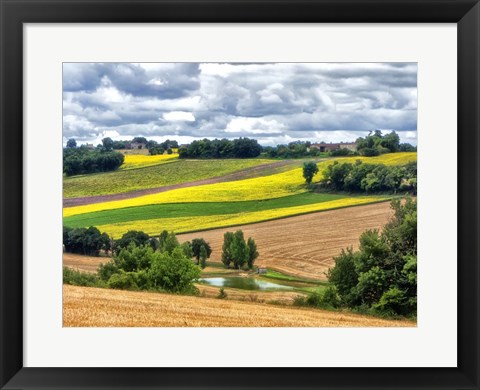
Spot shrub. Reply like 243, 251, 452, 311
63, 267, 102, 287
148, 247, 201, 293
107, 271, 138, 290
217, 288, 228, 299
114, 243, 155, 272
97, 261, 119, 282
329, 148, 352, 157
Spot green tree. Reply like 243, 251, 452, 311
114, 243, 155, 272
159, 231, 179, 254
180, 241, 194, 258
191, 238, 212, 264
302, 161, 319, 184
230, 230, 249, 269
247, 237, 259, 269
327, 248, 359, 305
115, 230, 150, 253
199, 245, 208, 269
221, 232, 234, 268
102, 137, 114, 151
149, 247, 201, 293
66, 138, 77, 148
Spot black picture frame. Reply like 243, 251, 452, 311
1, 0, 479, 389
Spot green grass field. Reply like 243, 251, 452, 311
64, 158, 274, 198
63, 192, 349, 228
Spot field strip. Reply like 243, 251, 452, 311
94, 197, 390, 238
63, 284, 415, 327
63, 152, 416, 217
63, 192, 350, 228
119, 153, 178, 170
62, 253, 106, 273
178, 201, 395, 280
64, 158, 276, 200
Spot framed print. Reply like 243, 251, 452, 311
1, 0, 479, 389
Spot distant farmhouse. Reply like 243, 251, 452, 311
310, 142, 357, 153
130, 140, 147, 149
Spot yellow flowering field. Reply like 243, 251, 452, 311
96, 196, 389, 238
120, 154, 178, 170
64, 152, 416, 218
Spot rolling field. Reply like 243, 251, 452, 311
64, 158, 274, 199
64, 192, 347, 228
119, 153, 178, 170
92, 196, 389, 238
63, 153, 416, 218
178, 201, 394, 280
63, 284, 415, 327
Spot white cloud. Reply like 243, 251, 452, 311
63, 62, 417, 145
163, 111, 196, 122
225, 117, 284, 134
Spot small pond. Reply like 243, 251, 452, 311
198, 277, 292, 291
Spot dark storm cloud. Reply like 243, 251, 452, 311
63, 62, 417, 146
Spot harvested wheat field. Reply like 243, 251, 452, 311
63, 285, 414, 327
63, 253, 109, 273
179, 201, 394, 280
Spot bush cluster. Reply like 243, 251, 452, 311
63, 267, 104, 287
98, 240, 202, 294
63, 228, 214, 295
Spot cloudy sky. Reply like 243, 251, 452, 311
63, 62, 417, 146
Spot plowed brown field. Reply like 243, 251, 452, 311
63, 285, 414, 327
179, 201, 394, 280
62, 253, 108, 273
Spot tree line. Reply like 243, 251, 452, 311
318, 160, 417, 194
355, 130, 416, 156
63, 226, 259, 293
263, 141, 321, 158
63, 145, 125, 176
178, 137, 262, 159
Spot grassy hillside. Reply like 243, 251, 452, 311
64, 158, 274, 198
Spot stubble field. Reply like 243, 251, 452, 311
63, 284, 415, 327
179, 201, 394, 280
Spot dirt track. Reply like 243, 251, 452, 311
63, 160, 300, 207
178, 201, 394, 280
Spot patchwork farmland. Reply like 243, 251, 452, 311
63, 150, 417, 327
